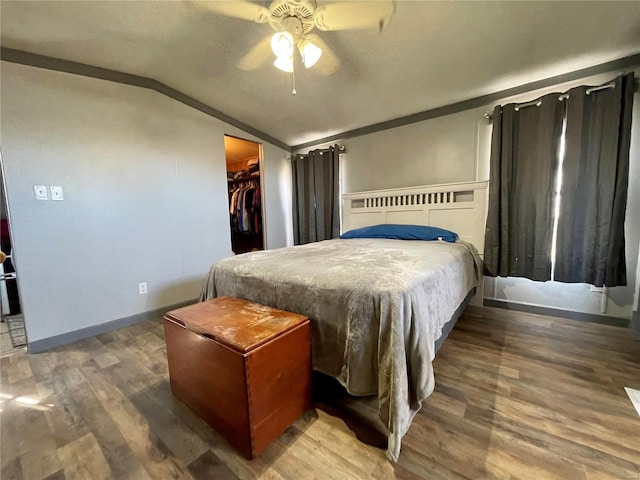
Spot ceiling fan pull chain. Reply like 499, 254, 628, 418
291, 60, 297, 95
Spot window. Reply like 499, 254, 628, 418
484, 73, 635, 287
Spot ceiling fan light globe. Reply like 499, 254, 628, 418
273, 56, 294, 73
271, 31, 294, 58
299, 38, 323, 68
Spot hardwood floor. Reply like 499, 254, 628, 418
1, 306, 639, 479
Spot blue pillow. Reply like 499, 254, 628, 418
340, 224, 458, 242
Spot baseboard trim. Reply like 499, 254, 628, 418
27, 299, 198, 353
483, 298, 630, 328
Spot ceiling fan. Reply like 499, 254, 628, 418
193, 0, 395, 77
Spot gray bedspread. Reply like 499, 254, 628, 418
200, 238, 481, 461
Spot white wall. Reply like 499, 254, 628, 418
312, 70, 640, 319
0, 62, 291, 344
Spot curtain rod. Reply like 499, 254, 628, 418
290, 144, 346, 161
294, 145, 347, 157
586, 82, 614, 95
514, 99, 541, 112
483, 80, 625, 120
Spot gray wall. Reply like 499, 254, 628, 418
0, 62, 292, 344
309, 70, 640, 319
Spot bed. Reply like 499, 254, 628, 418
201, 180, 488, 461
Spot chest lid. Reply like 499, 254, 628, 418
164, 296, 309, 353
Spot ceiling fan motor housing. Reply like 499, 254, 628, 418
268, 0, 316, 34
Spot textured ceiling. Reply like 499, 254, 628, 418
2, 1, 640, 147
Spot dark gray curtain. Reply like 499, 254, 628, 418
292, 145, 340, 245
554, 73, 635, 287
484, 93, 565, 281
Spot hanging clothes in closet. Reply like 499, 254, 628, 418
229, 179, 261, 236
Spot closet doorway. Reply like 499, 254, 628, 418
1, 154, 26, 356
224, 135, 265, 254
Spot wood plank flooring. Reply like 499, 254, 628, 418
1, 306, 639, 479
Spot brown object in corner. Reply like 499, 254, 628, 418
163, 296, 312, 459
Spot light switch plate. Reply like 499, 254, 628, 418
50, 186, 64, 201
34, 185, 48, 200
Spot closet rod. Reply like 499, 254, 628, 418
228, 177, 259, 186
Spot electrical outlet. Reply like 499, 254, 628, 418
138, 282, 148, 295
34, 185, 48, 200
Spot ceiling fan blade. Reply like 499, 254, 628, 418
305, 34, 341, 76
314, 1, 395, 31
237, 35, 273, 71
191, 1, 269, 23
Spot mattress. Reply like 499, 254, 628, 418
200, 238, 481, 460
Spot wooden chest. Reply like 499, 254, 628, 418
163, 296, 312, 459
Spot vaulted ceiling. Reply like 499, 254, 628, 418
2, 1, 640, 147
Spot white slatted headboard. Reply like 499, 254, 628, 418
342, 181, 488, 256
